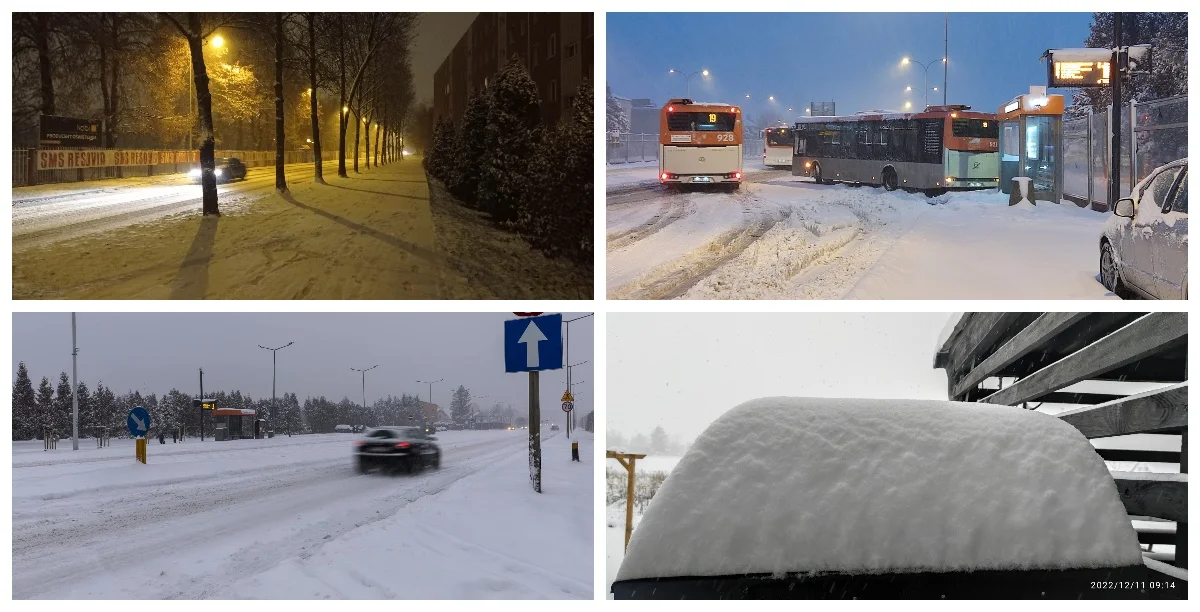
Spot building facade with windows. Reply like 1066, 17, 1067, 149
434, 13, 593, 128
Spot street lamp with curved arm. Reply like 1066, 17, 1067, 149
668, 68, 710, 98
901, 56, 946, 108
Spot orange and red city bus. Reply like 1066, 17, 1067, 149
791, 105, 1000, 194
658, 99, 744, 188
762, 125, 793, 168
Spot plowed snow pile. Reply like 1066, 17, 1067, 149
616, 397, 1142, 581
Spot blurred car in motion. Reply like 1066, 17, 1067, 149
353, 426, 441, 475
1101, 158, 1188, 299
187, 157, 248, 184
550, 424, 560, 431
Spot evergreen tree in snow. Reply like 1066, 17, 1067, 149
449, 385, 473, 425
650, 425, 669, 454
451, 87, 492, 205
425, 117, 456, 183
93, 383, 117, 437
1068, 12, 1188, 115
606, 84, 630, 133
478, 55, 543, 224
35, 377, 54, 440
524, 79, 593, 262
74, 381, 92, 437
52, 372, 72, 439
12, 362, 37, 441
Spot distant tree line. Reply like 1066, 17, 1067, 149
607, 425, 691, 456
11, 361, 497, 440
423, 57, 593, 265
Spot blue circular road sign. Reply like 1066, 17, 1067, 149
127, 406, 150, 438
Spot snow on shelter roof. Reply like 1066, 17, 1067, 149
615, 397, 1143, 582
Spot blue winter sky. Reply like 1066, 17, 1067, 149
607, 12, 1095, 121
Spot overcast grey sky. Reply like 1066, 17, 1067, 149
12, 312, 592, 419
412, 13, 478, 105
608, 313, 955, 441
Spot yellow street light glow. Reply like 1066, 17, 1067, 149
306, 88, 312, 94
343, 106, 348, 113
905, 101, 912, 109
211, 35, 225, 48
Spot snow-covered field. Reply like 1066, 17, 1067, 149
12, 430, 593, 599
606, 168, 1117, 300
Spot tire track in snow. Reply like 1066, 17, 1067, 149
605, 194, 693, 250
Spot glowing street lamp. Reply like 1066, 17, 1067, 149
900, 56, 945, 107
210, 35, 225, 49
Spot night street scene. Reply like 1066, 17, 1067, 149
607, 312, 1186, 599
12, 312, 594, 599
606, 13, 1187, 300
12, 13, 594, 299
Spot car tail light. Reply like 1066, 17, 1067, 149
396, 442, 411, 448
354, 441, 364, 446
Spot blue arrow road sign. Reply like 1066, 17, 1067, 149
127, 406, 150, 438
505, 314, 563, 373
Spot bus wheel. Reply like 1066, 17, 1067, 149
882, 169, 898, 191
812, 163, 824, 185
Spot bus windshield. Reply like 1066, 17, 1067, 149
766, 129, 792, 147
667, 111, 736, 132
951, 118, 999, 139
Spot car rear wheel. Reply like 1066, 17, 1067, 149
882, 168, 898, 191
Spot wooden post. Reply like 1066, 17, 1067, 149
607, 450, 647, 552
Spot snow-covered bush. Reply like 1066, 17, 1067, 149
424, 117, 455, 183
478, 56, 543, 224
450, 87, 492, 206
521, 80, 593, 263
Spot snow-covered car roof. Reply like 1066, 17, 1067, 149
615, 397, 1142, 582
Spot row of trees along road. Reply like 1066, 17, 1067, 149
424, 58, 594, 265
11, 362, 503, 441
12, 13, 419, 216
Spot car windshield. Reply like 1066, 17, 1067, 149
367, 429, 396, 439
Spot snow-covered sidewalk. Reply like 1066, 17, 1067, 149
12, 430, 593, 599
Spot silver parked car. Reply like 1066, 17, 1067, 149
1100, 158, 1187, 299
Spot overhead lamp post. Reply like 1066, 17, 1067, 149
668, 68, 709, 98
900, 56, 945, 108
258, 342, 294, 435
351, 365, 378, 431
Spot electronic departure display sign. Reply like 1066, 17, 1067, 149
1048, 59, 1111, 88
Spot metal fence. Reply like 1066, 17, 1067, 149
606, 132, 765, 165
12, 148, 343, 188
1062, 95, 1187, 210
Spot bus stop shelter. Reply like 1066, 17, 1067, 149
212, 408, 260, 440
998, 88, 1065, 203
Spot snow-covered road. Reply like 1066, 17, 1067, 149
606, 165, 1117, 300
12, 161, 339, 253
13, 430, 593, 599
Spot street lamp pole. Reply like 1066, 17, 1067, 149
258, 342, 294, 435
351, 365, 378, 431
668, 68, 709, 98
902, 57, 944, 108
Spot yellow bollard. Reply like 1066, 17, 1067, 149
136, 437, 146, 464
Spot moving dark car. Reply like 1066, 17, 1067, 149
188, 157, 248, 183
353, 426, 441, 475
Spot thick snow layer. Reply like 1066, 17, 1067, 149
12, 430, 592, 599
615, 397, 1143, 582
607, 175, 1116, 299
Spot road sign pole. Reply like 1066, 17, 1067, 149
529, 370, 541, 493
199, 368, 204, 442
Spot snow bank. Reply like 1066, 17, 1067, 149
615, 397, 1143, 581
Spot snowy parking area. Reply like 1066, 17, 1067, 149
606, 167, 1117, 300
12, 430, 593, 599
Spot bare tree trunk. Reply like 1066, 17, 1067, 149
352, 108, 361, 173
107, 15, 121, 149
307, 13, 323, 183
374, 122, 381, 166
274, 13, 287, 192
35, 14, 56, 115
364, 113, 371, 169
185, 14, 219, 215
337, 14, 347, 178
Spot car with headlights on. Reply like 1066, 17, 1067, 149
1100, 158, 1187, 299
353, 426, 441, 475
187, 157, 247, 184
